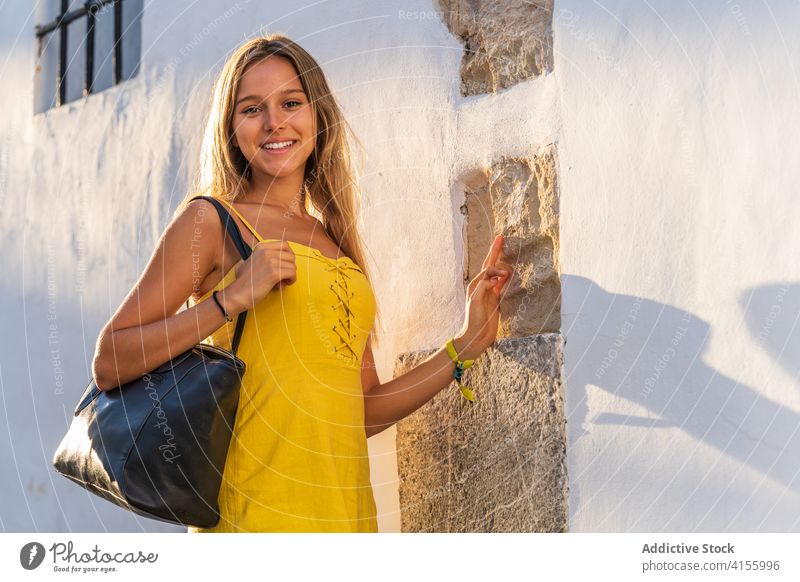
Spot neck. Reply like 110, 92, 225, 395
239, 170, 308, 215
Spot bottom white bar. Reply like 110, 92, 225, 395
1, 533, 798, 581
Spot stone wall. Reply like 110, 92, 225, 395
436, 0, 554, 96
394, 0, 567, 532
461, 148, 561, 336
395, 335, 567, 532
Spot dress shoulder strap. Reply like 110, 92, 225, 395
215, 198, 265, 242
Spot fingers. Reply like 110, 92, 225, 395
254, 240, 295, 256
276, 241, 294, 258
492, 268, 512, 298
253, 242, 296, 288
475, 265, 508, 280
472, 275, 503, 304
482, 234, 505, 269
468, 265, 510, 297
485, 266, 508, 278
470, 265, 509, 289
277, 257, 297, 285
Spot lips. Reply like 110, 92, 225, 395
260, 140, 297, 154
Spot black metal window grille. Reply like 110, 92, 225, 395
35, 0, 137, 108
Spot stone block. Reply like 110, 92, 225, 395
436, 0, 554, 96
395, 334, 568, 532
462, 146, 560, 335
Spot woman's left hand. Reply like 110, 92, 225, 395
454, 234, 513, 360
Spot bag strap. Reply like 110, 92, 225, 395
214, 197, 266, 243
184, 195, 253, 356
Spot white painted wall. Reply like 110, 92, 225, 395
6, 0, 793, 535
556, 0, 800, 531
0, 0, 555, 532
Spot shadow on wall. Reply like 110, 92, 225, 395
563, 275, 800, 499
741, 283, 799, 382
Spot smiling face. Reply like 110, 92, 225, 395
230, 56, 316, 184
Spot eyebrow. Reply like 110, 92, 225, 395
235, 89, 306, 107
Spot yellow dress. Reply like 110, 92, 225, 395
186, 199, 378, 533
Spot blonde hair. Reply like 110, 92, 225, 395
178, 34, 382, 348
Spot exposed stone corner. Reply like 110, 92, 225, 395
395, 335, 568, 532
462, 145, 561, 336
435, 0, 555, 96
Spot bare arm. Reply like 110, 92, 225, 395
362, 337, 475, 438
93, 296, 239, 391
91, 199, 243, 391
362, 234, 512, 438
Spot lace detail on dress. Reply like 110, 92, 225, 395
316, 254, 363, 363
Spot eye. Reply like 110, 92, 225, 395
285, 100, 302, 108
242, 106, 260, 114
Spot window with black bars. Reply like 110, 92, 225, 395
34, 0, 142, 113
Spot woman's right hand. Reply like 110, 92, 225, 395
222, 240, 297, 314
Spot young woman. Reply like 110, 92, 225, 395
91, 34, 512, 533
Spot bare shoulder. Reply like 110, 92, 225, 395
98, 198, 224, 336
172, 198, 228, 297
175, 197, 224, 265
175, 197, 223, 231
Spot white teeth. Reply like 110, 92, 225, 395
262, 140, 294, 150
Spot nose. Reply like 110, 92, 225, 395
262, 104, 287, 132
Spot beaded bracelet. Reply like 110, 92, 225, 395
445, 338, 476, 402
212, 290, 233, 323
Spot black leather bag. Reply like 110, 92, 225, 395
53, 195, 252, 528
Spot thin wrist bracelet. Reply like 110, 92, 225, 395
445, 338, 476, 402
212, 290, 233, 323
